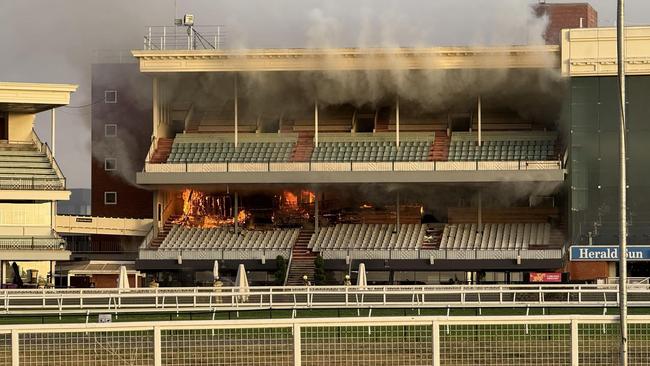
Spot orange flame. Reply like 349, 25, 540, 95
283, 191, 298, 207
174, 189, 248, 228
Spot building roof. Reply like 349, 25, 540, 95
131, 45, 560, 73
0, 82, 78, 113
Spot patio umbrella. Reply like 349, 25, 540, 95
118, 265, 130, 289
234, 263, 249, 302
357, 263, 367, 289
213, 260, 220, 280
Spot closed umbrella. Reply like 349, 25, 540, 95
213, 260, 220, 280
357, 263, 367, 289
118, 265, 130, 289
235, 263, 249, 302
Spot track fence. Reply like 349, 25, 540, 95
0, 315, 647, 365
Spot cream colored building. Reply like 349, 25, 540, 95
0, 82, 77, 287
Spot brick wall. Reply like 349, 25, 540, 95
91, 63, 153, 219
535, 3, 598, 45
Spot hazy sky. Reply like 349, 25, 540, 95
1, 0, 649, 188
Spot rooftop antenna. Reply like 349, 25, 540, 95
174, 14, 219, 50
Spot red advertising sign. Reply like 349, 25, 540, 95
529, 272, 562, 283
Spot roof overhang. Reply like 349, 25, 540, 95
132, 45, 560, 73
0, 82, 78, 113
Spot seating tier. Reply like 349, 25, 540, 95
159, 226, 300, 250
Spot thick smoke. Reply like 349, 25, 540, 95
1, 0, 617, 188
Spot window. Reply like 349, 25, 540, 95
104, 124, 117, 137
104, 192, 117, 205
104, 158, 117, 171
104, 90, 117, 104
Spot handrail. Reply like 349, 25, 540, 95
283, 248, 293, 286
144, 159, 563, 173
30, 130, 66, 188
0, 284, 644, 315
140, 226, 155, 249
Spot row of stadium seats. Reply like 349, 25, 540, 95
159, 226, 300, 250
312, 141, 431, 162
0, 143, 63, 189
439, 223, 552, 250
167, 141, 295, 163
309, 224, 427, 250
448, 132, 556, 161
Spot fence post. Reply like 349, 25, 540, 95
571, 320, 579, 366
154, 326, 162, 366
432, 321, 440, 366
11, 330, 18, 366
293, 324, 302, 366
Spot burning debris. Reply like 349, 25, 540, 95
272, 190, 315, 226
174, 189, 249, 228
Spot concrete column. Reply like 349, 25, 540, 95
234, 74, 239, 148
477, 95, 482, 147
477, 190, 483, 233
314, 192, 319, 234
67, 274, 71, 288
234, 192, 239, 235
395, 96, 400, 148
152, 77, 159, 138
314, 100, 319, 146
0, 260, 4, 286
396, 191, 400, 234
51, 108, 56, 157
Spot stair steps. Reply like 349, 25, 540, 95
285, 228, 317, 285
430, 130, 450, 161
150, 138, 173, 163
291, 133, 314, 162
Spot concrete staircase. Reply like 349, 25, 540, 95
291, 133, 314, 162
285, 228, 317, 286
148, 215, 179, 249
149, 138, 173, 163
430, 131, 450, 161
421, 224, 445, 250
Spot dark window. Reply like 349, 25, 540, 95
104, 192, 117, 205
104, 158, 117, 171
0, 113, 7, 140
104, 90, 117, 104
104, 124, 117, 137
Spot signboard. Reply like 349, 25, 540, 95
529, 272, 562, 283
98, 314, 112, 323
570, 246, 650, 261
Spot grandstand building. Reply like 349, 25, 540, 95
0, 82, 76, 287
123, 37, 568, 286
78, 3, 650, 286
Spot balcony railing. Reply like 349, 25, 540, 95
320, 248, 565, 260
144, 160, 562, 174
0, 237, 65, 250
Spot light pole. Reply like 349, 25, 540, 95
616, 0, 628, 365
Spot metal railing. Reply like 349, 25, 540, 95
319, 248, 565, 260
143, 25, 226, 51
139, 247, 291, 261
28, 130, 66, 190
144, 159, 563, 174
0, 314, 648, 365
0, 237, 64, 250
0, 284, 647, 315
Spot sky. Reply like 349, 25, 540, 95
1, 0, 649, 188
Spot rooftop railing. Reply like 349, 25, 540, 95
143, 26, 226, 51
